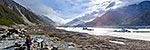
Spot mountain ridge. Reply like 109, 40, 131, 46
0, 0, 54, 26
82, 1, 150, 27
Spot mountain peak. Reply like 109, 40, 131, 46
75, 1, 150, 27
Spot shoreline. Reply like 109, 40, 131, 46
57, 27, 150, 41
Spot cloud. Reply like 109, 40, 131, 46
65, 0, 149, 23
14, 0, 149, 24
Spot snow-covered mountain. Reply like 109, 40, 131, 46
64, 0, 118, 26
84, 1, 150, 27
65, 0, 150, 27
64, 10, 105, 26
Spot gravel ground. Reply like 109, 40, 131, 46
0, 34, 77, 50
1, 26, 150, 50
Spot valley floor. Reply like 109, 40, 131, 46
0, 26, 150, 50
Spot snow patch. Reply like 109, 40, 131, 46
109, 40, 125, 45
84, 17, 96, 23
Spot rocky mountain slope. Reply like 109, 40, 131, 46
0, 2, 24, 25
123, 10, 150, 26
83, 1, 150, 27
0, 0, 54, 26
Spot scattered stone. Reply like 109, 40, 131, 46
0, 28, 5, 31
1, 35, 7, 40
1, 26, 150, 50
51, 46, 58, 50
8, 28, 18, 34
14, 46, 26, 50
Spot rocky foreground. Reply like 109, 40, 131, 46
0, 25, 150, 50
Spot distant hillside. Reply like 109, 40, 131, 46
123, 10, 150, 26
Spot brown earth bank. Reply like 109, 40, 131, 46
1, 25, 150, 50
